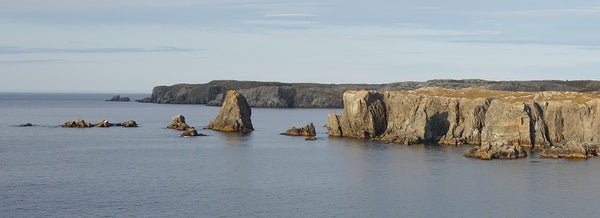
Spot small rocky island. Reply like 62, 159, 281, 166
282, 123, 317, 140
326, 88, 600, 160
106, 95, 130, 102
166, 114, 205, 137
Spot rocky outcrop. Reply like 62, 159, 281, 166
325, 111, 342, 137
137, 80, 600, 108
19, 123, 33, 127
62, 120, 92, 128
464, 140, 528, 160
327, 88, 600, 159
206, 90, 254, 132
121, 120, 138, 127
167, 114, 191, 130
282, 123, 316, 137
95, 120, 112, 127
106, 95, 130, 102
540, 141, 598, 159
180, 127, 206, 137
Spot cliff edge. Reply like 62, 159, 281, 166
326, 88, 600, 159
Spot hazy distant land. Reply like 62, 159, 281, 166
138, 79, 600, 108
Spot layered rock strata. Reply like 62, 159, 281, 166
326, 88, 600, 159
207, 90, 254, 132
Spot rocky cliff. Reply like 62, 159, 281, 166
326, 88, 600, 159
137, 80, 600, 108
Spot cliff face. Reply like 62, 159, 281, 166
326, 88, 600, 159
137, 80, 600, 108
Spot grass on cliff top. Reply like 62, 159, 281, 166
398, 87, 598, 104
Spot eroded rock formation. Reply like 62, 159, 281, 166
181, 127, 206, 137
327, 88, 600, 159
95, 120, 112, 127
167, 114, 191, 130
61, 120, 92, 128
121, 120, 138, 127
282, 123, 316, 137
207, 90, 254, 132
464, 140, 528, 160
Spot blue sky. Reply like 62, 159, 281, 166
1, 0, 599, 92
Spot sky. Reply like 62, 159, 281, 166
1, 0, 600, 93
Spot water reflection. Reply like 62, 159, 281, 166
213, 131, 253, 147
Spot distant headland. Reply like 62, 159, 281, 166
137, 80, 600, 108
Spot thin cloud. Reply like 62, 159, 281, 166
494, 6, 600, 16
263, 13, 315, 17
0, 59, 66, 64
0, 46, 196, 54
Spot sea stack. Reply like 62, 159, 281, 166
207, 90, 254, 132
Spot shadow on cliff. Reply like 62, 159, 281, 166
424, 112, 450, 144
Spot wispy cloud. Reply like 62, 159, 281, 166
263, 13, 315, 17
0, 59, 66, 64
494, 6, 600, 16
0, 46, 195, 54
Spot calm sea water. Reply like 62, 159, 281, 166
1, 93, 599, 217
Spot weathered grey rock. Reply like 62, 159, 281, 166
61, 120, 92, 128
121, 120, 138, 127
464, 140, 528, 160
282, 123, 316, 137
325, 111, 342, 137
207, 90, 254, 132
338, 90, 387, 139
167, 114, 190, 130
19, 123, 33, 127
180, 127, 206, 137
327, 88, 600, 159
540, 141, 598, 159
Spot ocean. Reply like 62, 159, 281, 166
1, 93, 599, 217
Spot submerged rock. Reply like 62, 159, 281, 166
61, 120, 92, 128
121, 120, 138, 127
282, 123, 316, 137
167, 114, 190, 131
464, 140, 528, 160
207, 90, 254, 132
19, 123, 33, 127
540, 141, 598, 159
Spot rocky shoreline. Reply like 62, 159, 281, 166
136, 80, 600, 108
